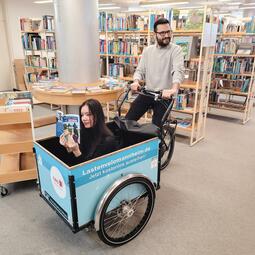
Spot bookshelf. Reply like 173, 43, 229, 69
20, 16, 58, 88
209, 16, 255, 124
0, 92, 37, 197
99, 7, 215, 146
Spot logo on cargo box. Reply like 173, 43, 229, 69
50, 166, 66, 199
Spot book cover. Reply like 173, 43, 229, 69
56, 110, 80, 144
173, 36, 193, 60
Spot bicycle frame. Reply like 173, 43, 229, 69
116, 86, 175, 136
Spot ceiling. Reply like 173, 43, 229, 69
98, 0, 255, 15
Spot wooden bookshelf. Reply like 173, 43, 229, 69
21, 16, 58, 85
209, 25, 255, 124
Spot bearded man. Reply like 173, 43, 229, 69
125, 18, 185, 127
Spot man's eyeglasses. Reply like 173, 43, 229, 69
156, 30, 171, 36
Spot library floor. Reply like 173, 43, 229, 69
1, 104, 255, 255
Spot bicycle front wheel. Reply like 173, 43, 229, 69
97, 176, 155, 246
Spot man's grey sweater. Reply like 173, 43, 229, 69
133, 42, 185, 90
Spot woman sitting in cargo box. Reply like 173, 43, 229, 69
59, 99, 117, 164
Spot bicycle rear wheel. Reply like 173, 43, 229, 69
160, 124, 175, 170
97, 176, 155, 246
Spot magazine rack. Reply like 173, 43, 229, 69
0, 103, 37, 197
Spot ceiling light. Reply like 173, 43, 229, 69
98, 6, 121, 10
242, 3, 255, 6
34, 0, 53, 3
240, 6, 255, 9
197, 1, 218, 5
140, 2, 189, 7
226, 2, 241, 5
176, 6, 204, 9
99, 3, 116, 7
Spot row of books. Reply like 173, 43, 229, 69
173, 89, 196, 110
109, 63, 124, 77
26, 70, 58, 83
100, 39, 143, 56
108, 40, 141, 56
217, 16, 255, 34
20, 16, 54, 32
99, 13, 149, 32
215, 38, 254, 55
22, 34, 56, 51
20, 18, 41, 31
149, 10, 172, 31
25, 55, 57, 69
211, 78, 251, 93
213, 58, 254, 74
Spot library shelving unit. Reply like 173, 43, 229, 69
20, 16, 58, 89
208, 16, 255, 123
99, 7, 216, 146
99, 11, 151, 77
0, 99, 36, 197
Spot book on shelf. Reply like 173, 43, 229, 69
175, 118, 192, 128
149, 10, 172, 31
236, 43, 253, 55
56, 110, 80, 144
173, 36, 193, 60
43, 15, 54, 31
173, 9, 204, 31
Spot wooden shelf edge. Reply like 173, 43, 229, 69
0, 141, 33, 154
208, 104, 245, 113
0, 169, 37, 184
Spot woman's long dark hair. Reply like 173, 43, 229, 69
79, 99, 112, 157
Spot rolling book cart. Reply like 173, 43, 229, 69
0, 97, 37, 197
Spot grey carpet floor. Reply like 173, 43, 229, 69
0, 105, 255, 255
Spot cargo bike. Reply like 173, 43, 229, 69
34, 88, 176, 246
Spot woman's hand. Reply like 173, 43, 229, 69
59, 132, 81, 157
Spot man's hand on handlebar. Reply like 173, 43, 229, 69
162, 88, 177, 99
130, 80, 141, 92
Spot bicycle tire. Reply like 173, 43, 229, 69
97, 176, 155, 246
160, 125, 175, 170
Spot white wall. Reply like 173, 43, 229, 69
4, 0, 54, 59
0, 0, 12, 91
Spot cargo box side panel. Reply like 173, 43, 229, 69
34, 143, 73, 225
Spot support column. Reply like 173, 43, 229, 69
54, 0, 99, 84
